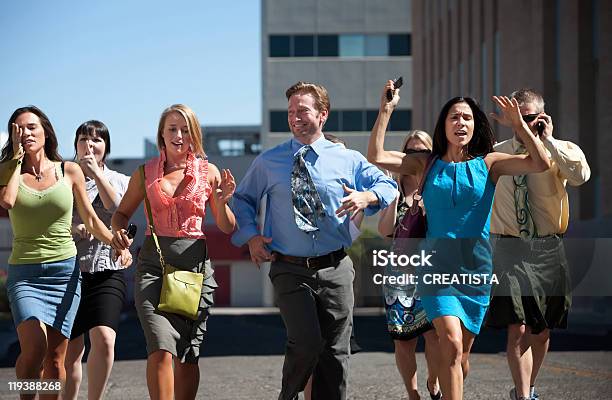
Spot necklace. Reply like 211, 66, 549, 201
32, 165, 45, 181
28, 162, 52, 182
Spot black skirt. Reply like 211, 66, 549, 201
70, 269, 127, 339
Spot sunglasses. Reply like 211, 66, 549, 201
522, 114, 539, 123
404, 149, 432, 155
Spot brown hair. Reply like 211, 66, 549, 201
156, 104, 205, 157
432, 97, 495, 158
285, 81, 331, 113
1, 106, 62, 162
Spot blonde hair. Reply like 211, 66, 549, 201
285, 81, 330, 113
400, 130, 433, 154
156, 104, 205, 157
394, 130, 433, 185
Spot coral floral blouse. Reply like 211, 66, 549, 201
143, 152, 212, 239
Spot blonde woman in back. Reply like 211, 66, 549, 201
378, 130, 441, 400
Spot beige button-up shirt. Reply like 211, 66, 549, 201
490, 136, 590, 236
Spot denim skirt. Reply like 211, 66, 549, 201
7, 256, 81, 338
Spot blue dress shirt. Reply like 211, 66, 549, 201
231, 135, 397, 257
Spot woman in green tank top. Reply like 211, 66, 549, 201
0, 106, 130, 398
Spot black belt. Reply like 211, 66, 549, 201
497, 234, 563, 239
273, 249, 346, 270
495, 234, 563, 252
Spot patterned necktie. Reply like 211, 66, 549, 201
513, 144, 538, 240
291, 145, 326, 232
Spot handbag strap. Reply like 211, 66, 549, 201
410, 153, 438, 209
392, 153, 439, 240
139, 165, 166, 272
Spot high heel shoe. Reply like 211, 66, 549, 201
427, 380, 442, 400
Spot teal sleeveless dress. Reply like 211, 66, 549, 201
418, 156, 495, 335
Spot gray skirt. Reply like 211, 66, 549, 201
135, 236, 217, 364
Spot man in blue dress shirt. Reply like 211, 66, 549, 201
231, 81, 397, 400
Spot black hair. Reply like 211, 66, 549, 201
432, 97, 495, 158
74, 120, 111, 161
1, 106, 62, 162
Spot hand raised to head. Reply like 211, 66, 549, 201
11, 123, 24, 158
491, 96, 524, 130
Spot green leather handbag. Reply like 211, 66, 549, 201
140, 166, 204, 320
157, 261, 204, 320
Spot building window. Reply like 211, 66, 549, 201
317, 35, 339, 56
270, 109, 411, 132
389, 34, 411, 56
341, 110, 364, 131
366, 110, 379, 131
294, 35, 314, 57
270, 34, 410, 58
390, 110, 411, 131
217, 139, 245, 156
270, 111, 288, 132
365, 35, 388, 56
269, 35, 290, 57
339, 34, 365, 57
325, 110, 340, 131
250, 143, 263, 154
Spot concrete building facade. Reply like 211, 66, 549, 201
412, 0, 612, 322
261, 0, 415, 305
262, 0, 414, 155
411, 0, 611, 223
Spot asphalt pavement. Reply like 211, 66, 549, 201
0, 311, 611, 399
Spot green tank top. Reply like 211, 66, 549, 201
8, 162, 77, 264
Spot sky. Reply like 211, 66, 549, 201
0, 1, 261, 158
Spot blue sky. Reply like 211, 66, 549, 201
0, 1, 261, 158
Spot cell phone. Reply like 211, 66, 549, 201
126, 223, 138, 239
386, 76, 404, 101
536, 121, 545, 136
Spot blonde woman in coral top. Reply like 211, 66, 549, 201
111, 104, 236, 400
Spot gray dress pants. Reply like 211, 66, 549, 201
269, 255, 354, 400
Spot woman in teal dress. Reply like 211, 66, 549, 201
368, 81, 551, 400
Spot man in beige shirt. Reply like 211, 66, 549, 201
485, 89, 590, 400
